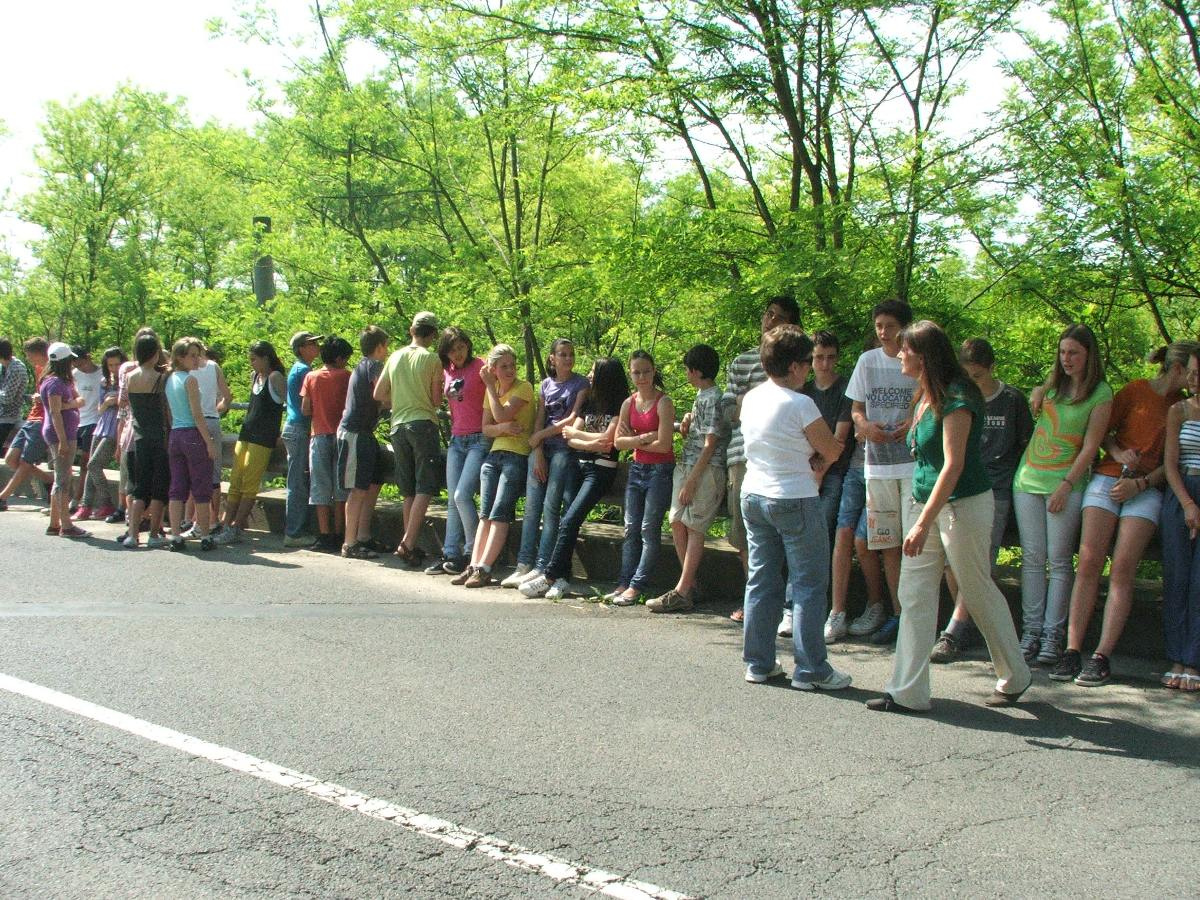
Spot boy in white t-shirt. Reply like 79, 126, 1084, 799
69, 347, 104, 516
845, 300, 917, 645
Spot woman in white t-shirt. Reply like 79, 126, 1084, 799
741, 325, 852, 690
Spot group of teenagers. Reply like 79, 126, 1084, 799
3, 294, 1200, 708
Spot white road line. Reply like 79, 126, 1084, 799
0, 672, 693, 900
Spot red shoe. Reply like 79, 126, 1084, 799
92, 505, 116, 520
75, 506, 93, 521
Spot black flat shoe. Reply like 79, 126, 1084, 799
984, 681, 1031, 707
866, 693, 922, 713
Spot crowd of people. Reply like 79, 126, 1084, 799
2, 298, 1199, 708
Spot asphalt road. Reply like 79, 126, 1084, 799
2, 502, 1197, 898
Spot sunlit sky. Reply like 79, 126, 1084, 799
1, 1, 1027, 269
0, 1, 314, 264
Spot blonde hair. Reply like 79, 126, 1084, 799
1151, 341, 1200, 373
487, 343, 517, 366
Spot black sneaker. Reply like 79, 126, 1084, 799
1074, 653, 1111, 687
442, 557, 467, 575
1048, 649, 1082, 682
424, 557, 451, 575
106, 508, 126, 524
0, 499, 7, 511
365, 537, 394, 554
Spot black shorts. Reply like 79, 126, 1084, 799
390, 419, 441, 496
338, 431, 392, 491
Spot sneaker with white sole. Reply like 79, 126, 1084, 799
212, 527, 240, 546
519, 574, 551, 598
646, 589, 693, 613
544, 578, 570, 600
500, 564, 533, 588
847, 603, 887, 636
792, 668, 853, 691
745, 660, 786, 683
777, 609, 793, 637
824, 611, 847, 643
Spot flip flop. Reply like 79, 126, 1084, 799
59, 525, 89, 538
1161, 671, 1183, 689
730, 608, 745, 623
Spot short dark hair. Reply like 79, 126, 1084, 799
766, 294, 801, 325
760, 325, 813, 378
437, 327, 474, 369
412, 322, 438, 341
872, 299, 913, 327
0, 339, 12, 360
959, 337, 995, 369
320, 336, 353, 365
683, 344, 720, 380
23, 337, 49, 356
359, 325, 389, 357
812, 330, 840, 353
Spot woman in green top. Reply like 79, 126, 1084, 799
1012, 324, 1113, 667
868, 321, 1032, 713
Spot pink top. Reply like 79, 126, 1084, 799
630, 392, 675, 464
445, 356, 486, 437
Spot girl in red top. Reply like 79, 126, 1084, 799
613, 350, 677, 602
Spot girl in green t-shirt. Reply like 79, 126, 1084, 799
867, 321, 1031, 713
1012, 324, 1113, 668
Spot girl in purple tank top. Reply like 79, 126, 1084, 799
612, 350, 677, 602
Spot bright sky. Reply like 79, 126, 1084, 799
0, 0, 311, 265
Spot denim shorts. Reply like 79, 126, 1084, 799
479, 450, 527, 523
309, 433, 348, 505
11, 420, 48, 465
836, 466, 868, 540
1081, 473, 1163, 523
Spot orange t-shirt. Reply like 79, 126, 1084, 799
300, 367, 351, 437
1093, 379, 1180, 478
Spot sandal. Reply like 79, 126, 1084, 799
1181, 674, 1200, 693
342, 542, 378, 560
59, 525, 89, 538
730, 607, 745, 623
45, 525, 60, 536
1162, 671, 1183, 689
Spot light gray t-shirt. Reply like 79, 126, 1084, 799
682, 384, 730, 469
845, 347, 916, 480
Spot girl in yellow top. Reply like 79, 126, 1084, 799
455, 344, 533, 588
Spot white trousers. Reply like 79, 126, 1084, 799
887, 490, 1032, 710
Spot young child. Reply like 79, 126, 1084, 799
302, 336, 354, 552
338, 326, 391, 559
642, 345, 729, 612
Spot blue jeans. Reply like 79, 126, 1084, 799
444, 432, 488, 560
479, 450, 527, 523
281, 421, 311, 537
1014, 488, 1083, 641
817, 469, 845, 539
517, 443, 581, 569
618, 461, 675, 591
742, 493, 832, 683
1161, 475, 1200, 668
546, 461, 618, 581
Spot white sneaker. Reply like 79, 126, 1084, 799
146, 535, 166, 549
500, 564, 532, 588
824, 611, 848, 643
847, 603, 887, 636
745, 660, 786, 683
777, 609, 793, 637
792, 668, 853, 691
544, 578, 569, 600
519, 574, 551, 598
519, 567, 544, 584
